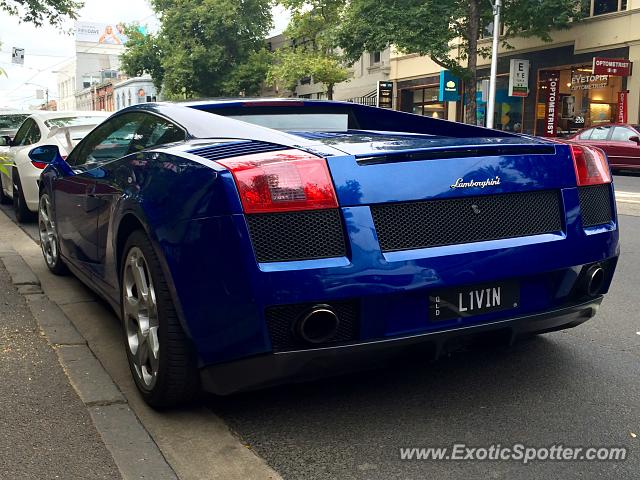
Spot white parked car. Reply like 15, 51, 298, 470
0, 111, 110, 222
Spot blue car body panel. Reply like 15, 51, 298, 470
40, 99, 619, 391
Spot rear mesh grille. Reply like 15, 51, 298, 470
266, 300, 359, 351
246, 209, 346, 262
578, 184, 613, 227
371, 190, 563, 252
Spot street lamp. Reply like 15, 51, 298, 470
487, 0, 502, 129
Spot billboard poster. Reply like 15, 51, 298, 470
508, 59, 529, 97
542, 70, 560, 137
75, 22, 129, 45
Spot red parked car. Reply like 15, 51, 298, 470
566, 124, 640, 172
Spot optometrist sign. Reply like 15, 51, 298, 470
592, 57, 632, 77
508, 59, 530, 97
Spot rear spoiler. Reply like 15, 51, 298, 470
47, 124, 98, 151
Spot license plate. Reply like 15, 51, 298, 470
429, 281, 520, 322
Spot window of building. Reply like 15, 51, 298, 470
475, 76, 524, 131
370, 51, 381, 65
585, 0, 627, 16
400, 86, 447, 119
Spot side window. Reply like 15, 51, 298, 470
67, 113, 147, 167
13, 119, 36, 146
589, 126, 610, 141
134, 116, 186, 152
611, 127, 636, 142
578, 129, 593, 140
25, 121, 42, 144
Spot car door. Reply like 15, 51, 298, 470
608, 126, 640, 169
93, 113, 187, 279
54, 112, 148, 272
1, 118, 40, 197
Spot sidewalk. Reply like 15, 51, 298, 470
0, 261, 121, 480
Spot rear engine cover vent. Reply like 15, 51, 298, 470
188, 141, 288, 161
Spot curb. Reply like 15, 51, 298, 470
0, 249, 178, 480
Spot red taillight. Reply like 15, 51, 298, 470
31, 161, 48, 169
570, 144, 611, 186
217, 150, 338, 213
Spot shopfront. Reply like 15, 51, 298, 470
473, 45, 631, 136
535, 64, 627, 137
397, 76, 448, 119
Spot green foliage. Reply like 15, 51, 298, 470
0, 0, 82, 27
121, 0, 273, 98
120, 25, 165, 94
337, 0, 583, 120
223, 48, 274, 97
269, 0, 351, 99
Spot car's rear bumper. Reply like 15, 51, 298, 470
200, 296, 603, 395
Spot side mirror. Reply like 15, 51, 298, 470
628, 135, 640, 144
28, 145, 61, 164
28, 145, 75, 177
0, 136, 12, 147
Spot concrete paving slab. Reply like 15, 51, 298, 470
57, 344, 126, 406
89, 404, 178, 480
0, 252, 40, 285
25, 293, 86, 345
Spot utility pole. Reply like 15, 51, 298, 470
487, 0, 502, 129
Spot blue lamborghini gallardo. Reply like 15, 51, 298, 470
33, 99, 618, 407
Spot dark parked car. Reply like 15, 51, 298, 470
567, 123, 640, 171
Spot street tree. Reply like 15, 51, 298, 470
0, 0, 82, 27
269, 0, 350, 99
337, 0, 583, 123
121, 0, 272, 98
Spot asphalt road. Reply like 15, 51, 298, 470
613, 172, 640, 194
1, 200, 638, 480
0, 263, 121, 479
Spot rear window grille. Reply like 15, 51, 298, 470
246, 209, 346, 262
188, 141, 288, 161
578, 184, 613, 227
371, 190, 563, 252
266, 300, 359, 352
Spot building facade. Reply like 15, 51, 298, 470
389, 0, 640, 135
113, 76, 158, 110
57, 22, 126, 111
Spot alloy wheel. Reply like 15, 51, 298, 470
123, 247, 160, 390
38, 195, 58, 267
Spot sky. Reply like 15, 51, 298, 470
0, 1, 290, 109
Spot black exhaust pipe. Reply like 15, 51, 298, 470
295, 306, 340, 344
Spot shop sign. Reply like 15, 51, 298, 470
592, 57, 632, 77
571, 73, 608, 91
377, 81, 394, 109
438, 70, 460, 102
617, 91, 628, 124
508, 59, 529, 97
543, 71, 560, 137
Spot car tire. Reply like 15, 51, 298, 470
121, 230, 199, 408
38, 192, 68, 275
12, 171, 35, 223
